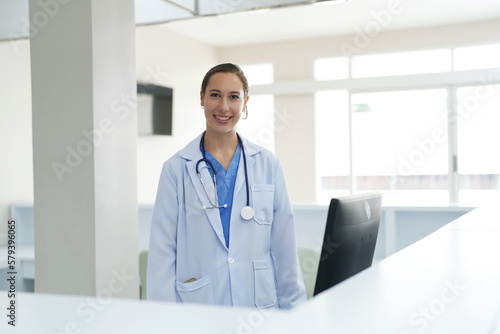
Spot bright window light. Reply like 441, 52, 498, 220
454, 43, 500, 71
352, 49, 452, 78
315, 90, 350, 176
350, 88, 450, 206
237, 94, 275, 152
240, 63, 274, 85
351, 89, 449, 176
457, 84, 500, 174
314, 57, 349, 80
315, 90, 350, 204
457, 84, 500, 206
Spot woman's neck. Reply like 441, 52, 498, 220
204, 129, 239, 170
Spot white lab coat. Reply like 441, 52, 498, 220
147, 133, 307, 309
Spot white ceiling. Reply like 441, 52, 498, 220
0, 0, 326, 41
160, 0, 500, 46
2, 0, 500, 46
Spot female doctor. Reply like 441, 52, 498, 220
147, 63, 306, 309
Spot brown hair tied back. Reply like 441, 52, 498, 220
201, 63, 249, 98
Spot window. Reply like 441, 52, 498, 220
454, 44, 500, 71
315, 90, 350, 203
351, 89, 449, 205
312, 44, 500, 206
240, 63, 274, 85
237, 94, 275, 152
351, 49, 451, 78
238, 63, 275, 152
457, 84, 500, 206
314, 57, 349, 80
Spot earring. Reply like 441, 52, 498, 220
242, 106, 248, 120
201, 105, 204, 109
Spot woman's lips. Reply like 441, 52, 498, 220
214, 115, 232, 123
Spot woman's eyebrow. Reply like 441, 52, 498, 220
208, 89, 240, 95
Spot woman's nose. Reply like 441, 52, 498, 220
219, 98, 229, 111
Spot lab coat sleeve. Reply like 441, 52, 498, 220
147, 161, 178, 302
270, 159, 307, 309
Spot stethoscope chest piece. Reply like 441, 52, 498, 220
199, 132, 255, 220
241, 206, 254, 220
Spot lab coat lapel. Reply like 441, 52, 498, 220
234, 150, 255, 201
184, 147, 227, 249
234, 136, 258, 201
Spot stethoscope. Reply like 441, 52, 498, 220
196, 132, 255, 221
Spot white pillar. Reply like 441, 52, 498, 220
30, 0, 139, 298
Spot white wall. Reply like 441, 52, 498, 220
0, 39, 33, 246
274, 94, 316, 203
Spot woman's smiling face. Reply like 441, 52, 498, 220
201, 72, 248, 136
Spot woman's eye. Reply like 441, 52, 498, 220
230, 95, 240, 99
210, 93, 220, 97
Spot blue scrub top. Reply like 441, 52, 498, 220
203, 143, 241, 248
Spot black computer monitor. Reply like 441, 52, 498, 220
313, 192, 382, 296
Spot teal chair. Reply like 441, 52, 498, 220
139, 249, 149, 300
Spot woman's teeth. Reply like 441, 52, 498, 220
215, 115, 231, 121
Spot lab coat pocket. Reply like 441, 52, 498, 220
252, 184, 275, 225
253, 259, 277, 309
175, 274, 215, 305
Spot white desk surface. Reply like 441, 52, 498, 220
2, 207, 500, 334
258, 206, 500, 334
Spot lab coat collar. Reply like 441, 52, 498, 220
180, 132, 262, 249
177, 132, 262, 161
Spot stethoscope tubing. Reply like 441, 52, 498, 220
197, 132, 253, 219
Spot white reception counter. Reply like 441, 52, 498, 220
2, 206, 500, 334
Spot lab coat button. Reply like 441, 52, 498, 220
228, 257, 235, 264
